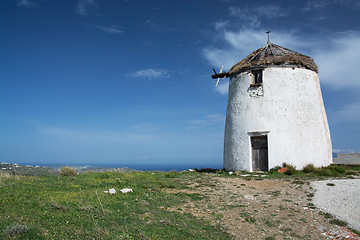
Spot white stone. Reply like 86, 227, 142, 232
109, 188, 116, 194
224, 67, 332, 171
244, 195, 255, 200
120, 188, 133, 193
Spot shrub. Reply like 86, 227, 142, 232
314, 168, 333, 176
59, 166, 77, 176
164, 172, 177, 178
314, 165, 346, 176
282, 163, 297, 175
303, 164, 316, 173
269, 166, 281, 174
330, 165, 346, 174
4, 223, 28, 236
196, 168, 218, 173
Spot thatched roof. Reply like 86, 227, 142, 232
228, 42, 318, 76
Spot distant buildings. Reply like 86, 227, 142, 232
334, 153, 360, 165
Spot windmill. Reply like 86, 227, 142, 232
212, 66, 228, 87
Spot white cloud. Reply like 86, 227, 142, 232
214, 20, 229, 31
229, 4, 288, 28
215, 81, 229, 95
145, 18, 175, 33
229, 7, 260, 28
254, 5, 289, 18
333, 148, 358, 153
38, 127, 158, 143
76, 0, 96, 16
17, 0, 39, 8
302, 0, 359, 11
302, 0, 330, 11
202, 47, 237, 70
203, 28, 308, 70
314, 32, 360, 89
35, 122, 224, 163
90, 24, 123, 33
329, 101, 360, 124
129, 68, 169, 79
188, 113, 225, 127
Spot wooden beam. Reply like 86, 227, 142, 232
211, 72, 228, 79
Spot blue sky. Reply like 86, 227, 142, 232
1, 0, 359, 166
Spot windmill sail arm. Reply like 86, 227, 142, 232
212, 72, 229, 79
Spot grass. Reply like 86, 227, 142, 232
265, 219, 281, 227
0, 171, 231, 239
265, 236, 276, 240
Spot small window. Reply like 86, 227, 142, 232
251, 70, 263, 86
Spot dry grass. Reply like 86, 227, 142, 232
229, 42, 318, 75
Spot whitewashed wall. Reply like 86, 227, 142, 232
224, 67, 332, 171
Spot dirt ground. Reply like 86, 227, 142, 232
168, 174, 359, 240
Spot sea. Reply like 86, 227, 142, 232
4, 161, 223, 172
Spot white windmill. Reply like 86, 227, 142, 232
210, 32, 332, 172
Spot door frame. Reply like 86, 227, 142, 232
248, 131, 269, 172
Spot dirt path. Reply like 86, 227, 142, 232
169, 175, 359, 240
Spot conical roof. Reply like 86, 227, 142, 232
228, 42, 318, 75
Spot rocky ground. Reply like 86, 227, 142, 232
168, 174, 360, 240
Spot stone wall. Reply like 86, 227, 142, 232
334, 153, 360, 165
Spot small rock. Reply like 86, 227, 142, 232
120, 188, 133, 193
244, 195, 255, 200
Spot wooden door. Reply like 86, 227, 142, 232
251, 136, 268, 171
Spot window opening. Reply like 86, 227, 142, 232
251, 70, 263, 86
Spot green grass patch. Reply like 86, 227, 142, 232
245, 217, 257, 223
0, 172, 231, 239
